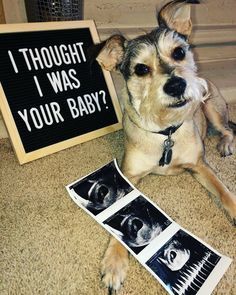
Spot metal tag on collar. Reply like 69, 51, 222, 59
159, 130, 174, 166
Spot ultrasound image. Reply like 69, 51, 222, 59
146, 230, 220, 295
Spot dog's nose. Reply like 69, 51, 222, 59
163, 76, 186, 97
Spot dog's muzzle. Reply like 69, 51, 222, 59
163, 76, 186, 98
163, 76, 189, 108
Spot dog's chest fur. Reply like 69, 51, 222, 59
123, 111, 205, 176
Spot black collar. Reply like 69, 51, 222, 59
155, 124, 182, 136
127, 113, 182, 136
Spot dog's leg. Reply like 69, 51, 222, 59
101, 237, 129, 294
100, 168, 138, 294
101, 151, 153, 293
187, 159, 236, 223
202, 81, 234, 156
121, 147, 156, 184
100, 177, 143, 294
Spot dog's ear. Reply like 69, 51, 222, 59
89, 34, 126, 72
157, 0, 200, 37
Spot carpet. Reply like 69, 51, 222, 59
0, 105, 236, 295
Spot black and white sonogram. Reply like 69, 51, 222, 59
103, 196, 172, 254
69, 161, 133, 215
146, 229, 221, 295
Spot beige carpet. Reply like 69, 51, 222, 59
0, 105, 236, 295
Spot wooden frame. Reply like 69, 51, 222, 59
0, 21, 122, 164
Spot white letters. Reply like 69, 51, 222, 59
47, 69, 80, 93
67, 91, 106, 118
17, 91, 108, 132
91, 92, 101, 111
77, 96, 89, 116
67, 98, 79, 118
83, 94, 96, 113
68, 69, 80, 89
47, 71, 63, 93
8, 50, 18, 73
29, 48, 44, 70
18, 43, 87, 71
17, 102, 64, 131
18, 48, 32, 70
49, 45, 62, 66
33, 76, 43, 97
41, 47, 53, 68
18, 109, 31, 132
76, 42, 86, 62
50, 102, 64, 123
30, 107, 44, 129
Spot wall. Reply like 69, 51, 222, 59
0, 0, 236, 139
2, 1, 236, 64
2, 0, 27, 23
84, 0, 236, 28
0, 0, 5, 23
3, 0, 236, 27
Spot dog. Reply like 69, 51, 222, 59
91, 0, 236, 292
104, 196, 171, 253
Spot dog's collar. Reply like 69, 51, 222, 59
154, 124, 182, 136
126, 113, 183, 166
127, 112, 182, 136
156, 124, 182, 166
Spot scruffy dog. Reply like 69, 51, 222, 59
93, 0, 236, 293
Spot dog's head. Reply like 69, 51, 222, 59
93, 0, 208, 130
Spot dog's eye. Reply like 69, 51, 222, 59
134, 63, 150, 76
172, 47, 186, 61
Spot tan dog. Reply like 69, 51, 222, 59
93, 0, 236, 293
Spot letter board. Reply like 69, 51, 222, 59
0, 21, 122, 164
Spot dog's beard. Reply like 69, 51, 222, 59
155, 75, 209, 126
164, 74, 209, 109
123, 66, 209, 132
181, 74, 209, 103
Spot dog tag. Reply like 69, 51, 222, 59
159, 137, 174, 166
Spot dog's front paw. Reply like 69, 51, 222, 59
101, 239, 129, 294
217, 135, 234, 157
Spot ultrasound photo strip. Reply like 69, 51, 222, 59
66, 159, 232, 295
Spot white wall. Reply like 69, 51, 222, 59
84, 0, 236, 28
0, 0, 236, 139
3, 0, 236, 27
